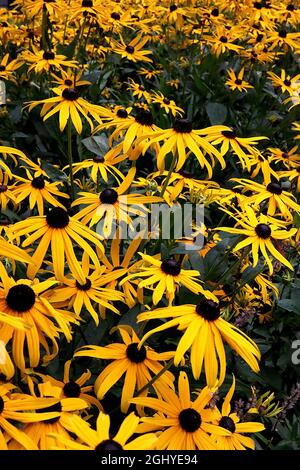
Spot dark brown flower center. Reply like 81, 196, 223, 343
93, 155, 104, 163
64, 79, 73, 86
255, 223, 271, 239
43, 51, 55, 60
196, 299, 220, 321
0, 185, 7, 193
163, 98, 170, 105
161, 258, 181, 276
95, 440, 123, 451
81, 0, 93, 7
287, 4, 295, 11
170, 4, 178, 12
0, 65, 6, 72
126, 343, 147, 363
179, 408, 202, 432
219, 416, 236, 433
266, 182, 282, 195
211, 8, 219, 16
173, 118, 193, 133
62, 87, 79, 101
63, 381, 81, 398
125, 45, 135, 54
235, 78, 242, 85
111, 12, 120, 20
0, 397, 4, 413
31, 176, 46, 189
222, 129, 236, 139
6, 284, 36, 312
75, 279, 92, 291
256, 33, 264, 42
135, 110, 154, 126
220, 36, 228, 43
99, 188, 118, 204
46, 207, 70, 228
284, 79, 291, 86
279, 30, 287, 38
116, 108, 128, 118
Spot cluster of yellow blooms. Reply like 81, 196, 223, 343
0, 0, 299, 451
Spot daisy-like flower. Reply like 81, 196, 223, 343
279, 166, 300, 192
23, 0, 63, 18
70, 154, 124, 185
210, 377, 265, 450
32, 360, 102, 411
50, 411, 157, 450
0, 54, 22, 82
110, 34, 153, 63
137, 118, 225, 176
137, 298, 260, 386
26, 87, 105, 134
266, 28, 300, 51
121, 253, 217, 306
0, 382, 78, 450
225, 68, 253, 92
0, 173, 17, 210
21, 48, 77, 74
132, 371, 224, 450
9, 206, 103, 283
47, 253, 124, 325
127, 78, 151, 102
0, 269, 78, 370
8, 380, 88, 450
12, 171, 69, 216
249, 153, 279, 183
74, 326, 175, 413
268, 146, 300, 167
72, 168, 161, 237
204, 28, 242, 57
139, 67, 162, 79
203, 126, 267, 171
150, 91, 184, 117
232, 178, 300, 219
217, 206, 297, 274
51, 69, 91, 90
267, 69, 300, 95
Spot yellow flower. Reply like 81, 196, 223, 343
225, 68, 253, 92
111, 34, 153, 63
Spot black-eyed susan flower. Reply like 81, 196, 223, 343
204, 27, 242, 57
249, 152, 279, 183
74, 326, 175, 413
217, 206, 297, 274
210, 377, 265, 450
225, 68, 253, 92
50, 411, 157, 450
122, 253, 217, 306
110, 34, 153, 63
232, 178, 300, 219
137, 118, 225, 176
150, 91, 184, 117
12, 171, 69, 216
21, 47, 77, 74
0, 53, 22, 82
127, 78, 151, 102
0, 270, 78, 370
267, 69, 300, 95
266, 28, 300, 51
269, 145, 300, 167
0, 173, 17, 210
8, 380, 88, 450
9, 207, 103, 283
132, 371, 223, 450
137, 298, 261, 387
47, 253, 124, 325
279, 165, 300, 191
70, 154, 124, 186
26, 87, 105, 134
72, 168, 161, 237
51, 69, 91, 90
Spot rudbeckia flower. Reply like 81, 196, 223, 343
51, 69, 91, 90
49, 411, 157, 450
132, 371, 222, 450
74, 326, 175, 413
279, 165, 300, 192
0, 270, 78, 370
47, 253, 124, 325
137, 118, 225, 176
249, 153, 279, 183
266, 29, 300, 51
72, 168, 161, 237
137, 298, 261, 386
26, 87, 105, 134
0, 173, 17, 210
9, 207, 103, 283
217, 206, 297, 274
232, 178, 300, 219
268, 146, 300, 167
225, 68, 253, 92
210, 376, 265, 450
70, 154, 124, 185
12, 172, 69, 216
21, 48, 77, 74
0, 54, 22, 82
8, 380, 88, 450
150, 91, 184, 116
23, 0, 63, 17
122, 253, 217, 306
203, 126, 267, 171
111, 34, 153, 63
267, 69, 300, 95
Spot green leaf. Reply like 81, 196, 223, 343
82, 134, 109, 155
206, 102, 227, 125
278, 298, 300, 315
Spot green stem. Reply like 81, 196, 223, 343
160, 153, 177, 197
136, 359, 174, 396
67, 118, 75, 201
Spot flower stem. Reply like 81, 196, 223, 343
160, 152, 177, 197
67, 118, 75, 201
136, 358, 174, 396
